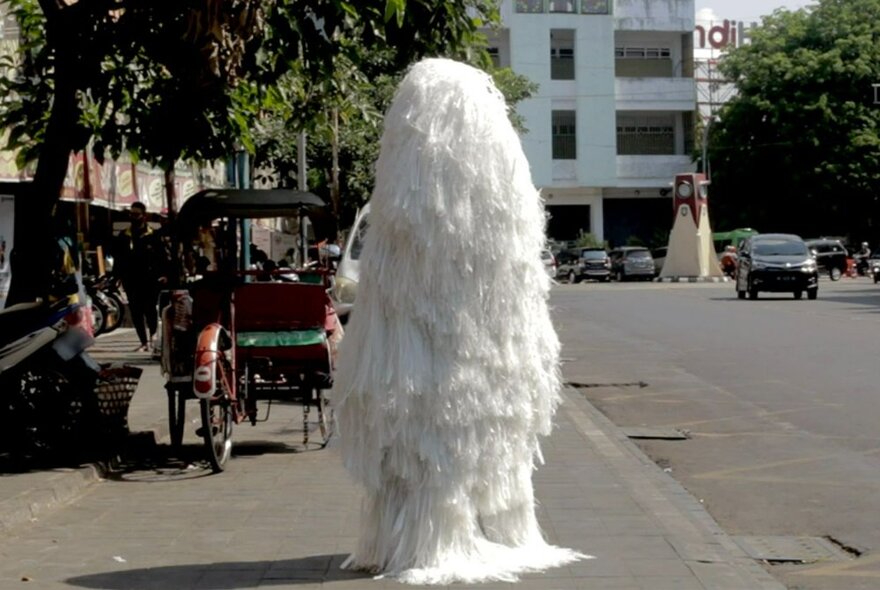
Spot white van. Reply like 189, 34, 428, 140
331, 202, 369, 321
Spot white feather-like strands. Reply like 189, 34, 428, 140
331, 57, 591, 584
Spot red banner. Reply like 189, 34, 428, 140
0, 148, 224, 213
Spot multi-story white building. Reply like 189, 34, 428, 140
487, 0, 697, 247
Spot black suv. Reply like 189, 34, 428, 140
736, 233, 818, 300
804, 238, 848, 281
556, 248, 611, 283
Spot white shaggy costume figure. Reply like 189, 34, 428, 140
333, 58, 588, 585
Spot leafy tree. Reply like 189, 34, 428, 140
0, 0, 500, 305
262, 64, 539, 232
707, 0, 880, 243
575, 231, 606, 249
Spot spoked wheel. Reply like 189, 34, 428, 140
199, 357, 234, 472
300, 388, 335, 448
107, 293, 126, 329
167, 388, 186, 449
101, 295, 123, 333
316, 390, 336, 447
91, 301, 108, 335
200, 397, 232, 472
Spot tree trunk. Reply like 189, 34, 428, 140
5, 6, 79, 307
163, 167, 177, 222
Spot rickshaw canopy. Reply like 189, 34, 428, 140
176, 189, 328, 232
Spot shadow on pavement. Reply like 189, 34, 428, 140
66, 554, 370, 589
101, 438, 328, 483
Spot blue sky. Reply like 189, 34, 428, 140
697, 0, 815, 23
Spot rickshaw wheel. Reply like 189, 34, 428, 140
317, 390, 335, 447
200, 397, 233, 472
167, 389, 186, 449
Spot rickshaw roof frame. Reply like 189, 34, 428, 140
176, 189, 329, 234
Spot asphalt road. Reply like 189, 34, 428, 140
551, 277, 880, 590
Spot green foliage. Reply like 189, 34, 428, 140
0, 0, 508, 304
575, 231, 607, 249
255, 59, 539, 229
710, 0, 880, 241
0, 0, 503, 173
649, 228, 669, 249
491, 67, 540, 133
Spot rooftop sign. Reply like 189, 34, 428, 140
694, 20, 755, 51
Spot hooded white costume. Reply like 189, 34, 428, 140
333, 58, 587, 585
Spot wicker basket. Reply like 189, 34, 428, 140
94, 364, 143, 434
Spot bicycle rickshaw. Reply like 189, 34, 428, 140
160, 189, 340, 472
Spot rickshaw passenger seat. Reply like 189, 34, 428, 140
234, 283, 328, 332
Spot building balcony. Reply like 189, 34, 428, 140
616, 155, 694, 185
615, 77, 695, 111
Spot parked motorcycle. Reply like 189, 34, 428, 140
84, 274, 126, 335
869, 255, 880, 283
0, 299, 101, 460
720, 246, 737, 279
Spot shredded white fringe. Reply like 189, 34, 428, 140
331, 57, 591, 584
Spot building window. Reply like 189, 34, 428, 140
516, 0, 544, 13
514, 0, 609, 14
487, 47, 500, 69
617, 114, 675, 155
551, 29, 575, 80
581, 0, 609, 14
615, 47, 671, 59
549, 0, 575, 12
552, 110, 577, 160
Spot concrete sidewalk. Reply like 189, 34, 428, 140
0, 328, 784, 589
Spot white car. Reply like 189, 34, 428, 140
332, 202, 370, 320
541, 249, 557, 279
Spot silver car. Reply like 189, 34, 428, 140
332, 202, 370, 320
609, 247, 655, 281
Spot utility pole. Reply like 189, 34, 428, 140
701, 115, 719, 181
297, 131, 308, 267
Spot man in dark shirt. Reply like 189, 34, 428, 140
112, 202, 170, 351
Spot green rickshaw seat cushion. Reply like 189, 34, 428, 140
236, 329, 327, 348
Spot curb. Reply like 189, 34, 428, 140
0, 328, 171, 536
562, 388, 786, 590
0, 425, 169, 536
0, 464, 102, 534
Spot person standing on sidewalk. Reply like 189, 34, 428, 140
112, 202, 170, 352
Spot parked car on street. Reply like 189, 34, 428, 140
541, 249, 557, 279
650, 247, 667, 277
736, 233, 818, 300
332, 202, 370, 321
556, 248, 611, 283
609, 247, 655, 281
804, 238, 848, 281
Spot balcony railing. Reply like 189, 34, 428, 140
515, 0, 609, 14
